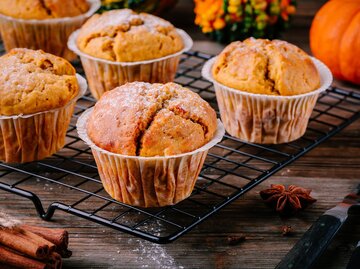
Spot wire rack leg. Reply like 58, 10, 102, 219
0, 182, 56, 220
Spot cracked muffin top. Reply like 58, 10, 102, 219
0, 0, 89, 20
87, 82, 217, 157
212, 38, 321, 96
76, 9, 184, 62
0, 49, 79, 116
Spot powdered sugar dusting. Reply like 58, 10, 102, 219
81, 9, 172, 35
0, 211, 21, 229
130, 239, 184, 269
128, 219, 184, 269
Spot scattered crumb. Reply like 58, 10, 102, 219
227, 235, 246, 246
281, 225, 292, 236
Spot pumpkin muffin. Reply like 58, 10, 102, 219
202, 38, 332, 144
0, 0, 100, 61
212, 38, 320, 96
77, 82, 223, 207
88, 82, 216, 156
0, 49, 86, 163
0, 0, 89, 20
0, 49, 79, 116
69, 9, 192, 99
77, 9, 184, 62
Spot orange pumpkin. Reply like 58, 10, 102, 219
310, 0, 360, 85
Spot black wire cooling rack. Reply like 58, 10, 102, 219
0, 45, 360, 244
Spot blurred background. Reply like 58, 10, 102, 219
162, 0, 327, 53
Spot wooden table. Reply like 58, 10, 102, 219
1, 1, 360, 268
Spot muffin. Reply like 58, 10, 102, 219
0, 0, 89, 19
0, 48, 87, 163
77, 82, 224, 207
0, 0, 100, 61
76, 9, 184, 62
68, 9, 193, 99
202, 38, 332, 144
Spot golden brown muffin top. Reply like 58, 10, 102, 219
212, 38, 321, 96
76, 9, 184, 62
0, 0, 89, 20
87, 82, 217, 157
0, 49, 79, 116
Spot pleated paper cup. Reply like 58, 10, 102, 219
77, 109, 224, 208
202, 57, 333, 144
68, 29, 193, 100
0, 0, 100, 61
0, 74, 87, 163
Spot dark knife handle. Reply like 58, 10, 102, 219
347, 242, 360, 269
276, 214, 344, 269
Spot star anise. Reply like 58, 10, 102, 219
260, 184, 317, 216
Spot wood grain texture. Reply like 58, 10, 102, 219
1, 1, 360, 268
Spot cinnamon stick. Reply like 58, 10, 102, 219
0, 245, 47, 269
46, 252, 62, 269
21, 225, 68, 250
21, 225, 70, 258
58, 248, 72, 259
0, 229, 49, 259
20, 229, 56, 253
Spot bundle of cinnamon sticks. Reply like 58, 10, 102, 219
0, 225, 71, 269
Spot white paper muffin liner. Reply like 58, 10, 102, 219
68, 28, 193, 99
77, 108, 225, 207
0, 74, 87, 163
202, 57, 333, 144
0, 0, 100, 61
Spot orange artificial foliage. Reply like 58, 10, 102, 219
310, 0, 360, 85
